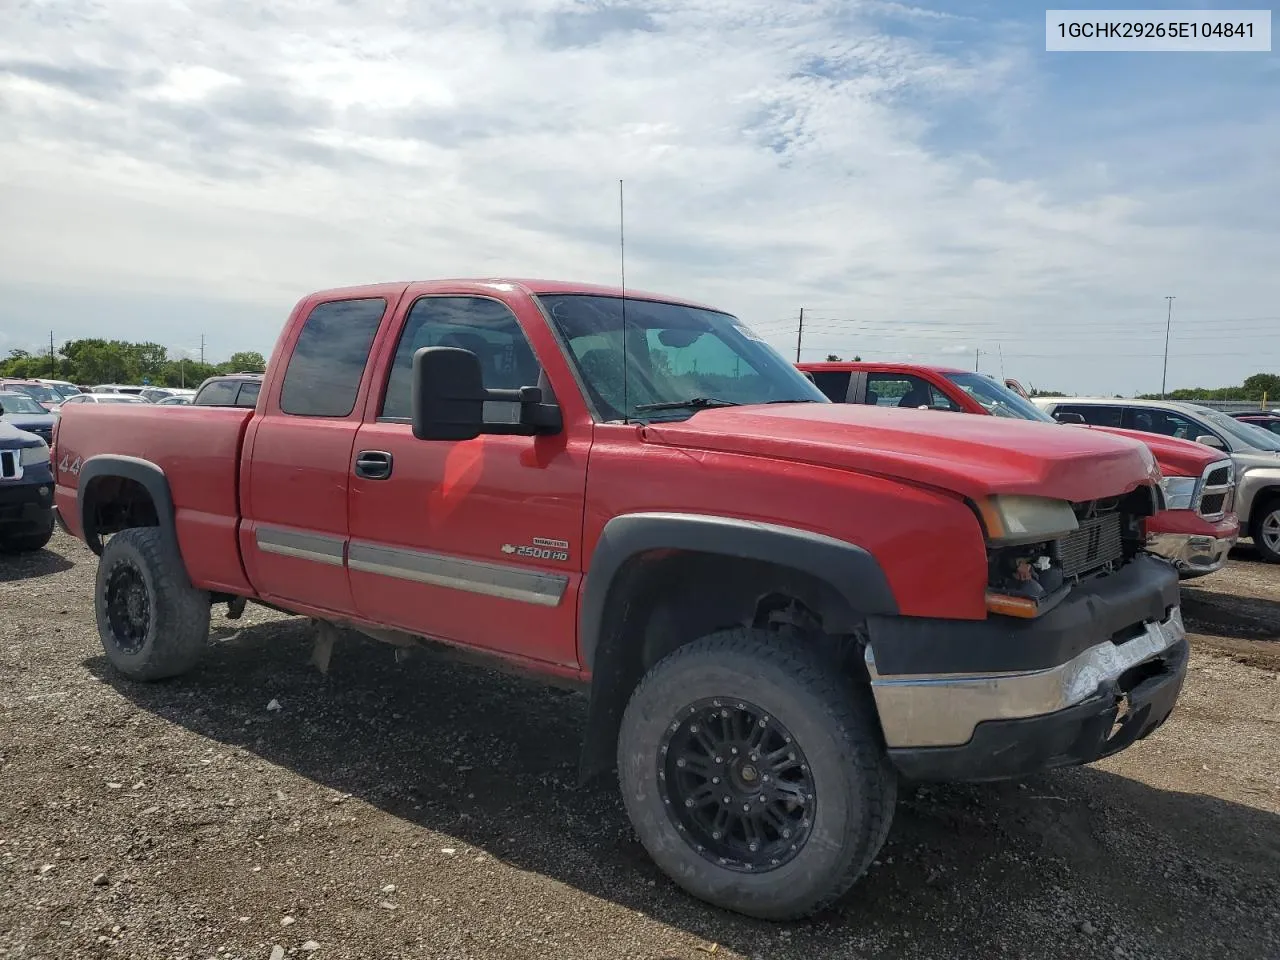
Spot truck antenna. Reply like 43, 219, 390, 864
619, 178, 630, 424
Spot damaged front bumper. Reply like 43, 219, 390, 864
863, 555, 1187, 781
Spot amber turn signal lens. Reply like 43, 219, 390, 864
985, 590, 1040, 619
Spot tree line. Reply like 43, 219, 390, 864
0, 340, 266, 389
1137, 372, 1280, 402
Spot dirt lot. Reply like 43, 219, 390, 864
1, 533, 1278, 960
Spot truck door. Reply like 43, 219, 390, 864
240, 295, 390, 615
346, 291, 588, 668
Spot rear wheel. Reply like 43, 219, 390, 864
95, 527, 210, 680
1254, 497, 1280, 564
0, 509, 54, 553
617, 628, 896, 920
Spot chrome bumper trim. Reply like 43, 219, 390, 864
1146, 533, 1236, 576
865, 606, 1186, 749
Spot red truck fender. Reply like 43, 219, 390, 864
576, 511, 899, 783
75, 455, 177, 558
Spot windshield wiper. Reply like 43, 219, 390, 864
633, 397, 740, 413
764, 398, 824, 404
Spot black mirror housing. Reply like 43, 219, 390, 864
1054, 411, 1086, 424
411, 346, 563, 442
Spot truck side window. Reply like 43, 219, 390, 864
865, 373, 956, 411
1123, 407, 1205, 441
380, 296, 540, 421
1059, 404, 1122, 427
809, 371, 851, 403
279, 298, 386, 418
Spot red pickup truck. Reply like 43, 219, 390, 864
799, 361, 1239, 578
53, 280, 1187, 920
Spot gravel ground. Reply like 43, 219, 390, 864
2, 532, 1278, 960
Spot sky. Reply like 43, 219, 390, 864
0, 0, 1276, 395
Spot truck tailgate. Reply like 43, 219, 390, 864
54, 404, 255, 594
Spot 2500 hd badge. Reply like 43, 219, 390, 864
501, 537, 570, 562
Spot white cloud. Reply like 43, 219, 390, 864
0, 0, 1275, 394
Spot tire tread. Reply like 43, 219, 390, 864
618, 627, 896, 920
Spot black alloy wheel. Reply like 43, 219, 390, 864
660, 697, 815, 872
104, 562, 152, 654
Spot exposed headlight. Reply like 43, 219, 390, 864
1159, 476, 1197, 511
977, 495, 1078, 545
19, 441, 49, 467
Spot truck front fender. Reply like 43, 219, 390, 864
579, 512, 898, 670
576, 512, 899, 783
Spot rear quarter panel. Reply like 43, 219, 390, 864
54, 404, 255, 593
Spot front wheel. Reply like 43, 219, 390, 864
617, 628, 896, 920
95, 527, 211, 680
1254, 498, 1280, 564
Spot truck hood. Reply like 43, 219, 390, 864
640, 404, 1159, 502
1080, 425, 1221, 478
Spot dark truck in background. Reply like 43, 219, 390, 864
52, 279, 1187, 919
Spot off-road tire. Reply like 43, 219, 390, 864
94, 527, 210, 680
617, 627, 897, 920
0, 510, 54, 553
1252, 496, 1280, 564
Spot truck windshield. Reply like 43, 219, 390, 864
538, 294, 826, 421
944, 372, 1055, 422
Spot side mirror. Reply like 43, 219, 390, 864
1054, 411, 1086, 424
411, 346, 562, 442
1195, 434, 1225, 449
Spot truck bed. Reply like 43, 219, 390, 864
53, 403, 255, 594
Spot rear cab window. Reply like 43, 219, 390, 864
279, 298, 387, 417
809, 370, 852, 403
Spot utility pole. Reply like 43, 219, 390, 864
1161, 296, 1175, 398
795, 308, 805, 363
999, 344, 1005, 380
974, 348, 980, 372
200, 334, 205, 366
49, 331, 55, 378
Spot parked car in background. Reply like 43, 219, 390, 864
90, 384, 148, 396
192, 373, 262, 408
155, 390, 197, 405
0, 420, 54, 553
58, 393, 149, 408
137, 387, 192, 403
0, 378, 64, 411
0, 391, 57, 444
1232, 412, 1280, 435
36, 378, 85, 402
1035, 397, 1280, 564
797, 362, 1240, 578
